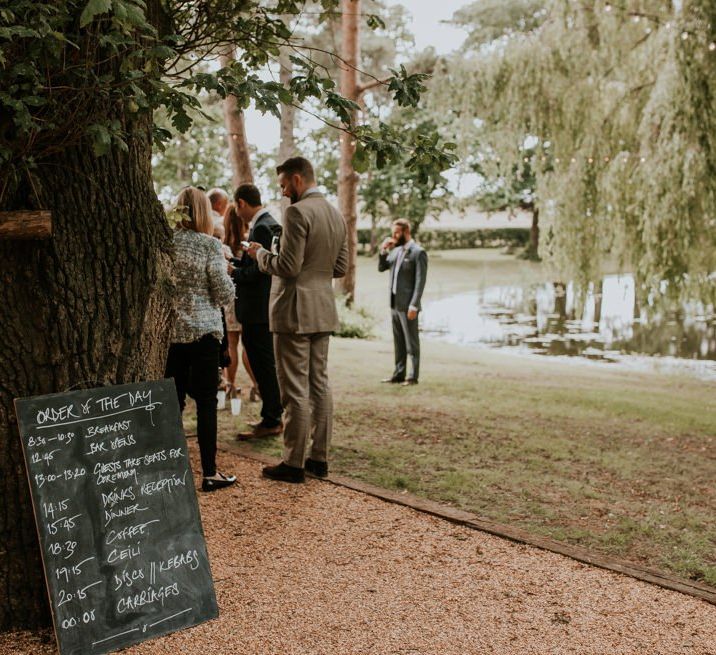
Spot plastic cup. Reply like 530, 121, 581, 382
230, 397, 242, 416
216, 389, 226, 409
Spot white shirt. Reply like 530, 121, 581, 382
386, 239, 418, 314
211, 209, 224, 229
391, 241, 411, 294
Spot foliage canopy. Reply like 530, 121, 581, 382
0, 0, 456, 198
438, 0, 716, 303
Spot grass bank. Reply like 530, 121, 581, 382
211, 334, 716, 587
194, 249, 716, 586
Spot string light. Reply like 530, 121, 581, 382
600, 2, 715, 51
503, 152, 664, 168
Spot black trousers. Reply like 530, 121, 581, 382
165, 335, 220, 477
241, 322, 283, 427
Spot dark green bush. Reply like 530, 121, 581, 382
357, 227, 530, 253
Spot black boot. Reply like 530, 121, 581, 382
304, 458, 328, 478
262, 462, 305, 483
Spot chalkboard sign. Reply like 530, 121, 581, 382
15, 379, 218, 655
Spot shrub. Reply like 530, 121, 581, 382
335, 297, 376, 339
357, 227, 530, 253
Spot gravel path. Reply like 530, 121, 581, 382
3, 445, 715, 654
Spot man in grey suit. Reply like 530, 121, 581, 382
246, 157, 348, 483
378, 219, 428, 385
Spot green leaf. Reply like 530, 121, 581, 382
22, 96, 46, 107
366, 14, 386, 30
352, 145, 370, 174
86, 124, 112, 156
170, 106, 192, 133
79, 0, 112, 28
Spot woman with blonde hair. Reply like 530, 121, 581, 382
165, 186, 236, 492
223, 203, 260, 401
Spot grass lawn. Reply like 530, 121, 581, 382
194, 249, 716, 586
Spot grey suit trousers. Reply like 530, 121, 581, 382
273, 332, 333, 468
391, 307, 420, 381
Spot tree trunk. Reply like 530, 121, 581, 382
369, 214, 379, 256
336, 0, 361, 305
278, 44, 296, 214
553, 281, 567, 320
220, 49, 254, 187
530, 207, 539, 253
594, 278, 604, 326
0, 119, 174, 628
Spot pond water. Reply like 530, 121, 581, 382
420, 274, 716, 379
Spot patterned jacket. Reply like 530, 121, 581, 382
171, 228, 235, 343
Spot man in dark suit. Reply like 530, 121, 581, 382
231, 184, 284, 438
378, 219, 428, 385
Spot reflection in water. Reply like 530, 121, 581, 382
421, 274, 716, 377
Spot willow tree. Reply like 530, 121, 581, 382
0, 0, 452, 628
438, 0, 716, 303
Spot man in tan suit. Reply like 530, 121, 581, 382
246, 157, 348, 483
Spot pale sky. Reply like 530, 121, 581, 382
244, 2, 469, 155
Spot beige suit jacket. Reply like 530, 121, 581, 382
257, 191, 348, 334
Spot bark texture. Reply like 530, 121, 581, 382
529, 207, 539, 258
278, 44, 296, 215
220, 49, 254, 187
336, 0, 361, 304
0, 119, 174, 628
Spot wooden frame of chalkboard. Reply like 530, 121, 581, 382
15, 379, 218, 655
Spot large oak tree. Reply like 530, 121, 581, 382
0, 0, 453, 627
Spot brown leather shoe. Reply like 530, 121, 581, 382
236, 422, 283, 440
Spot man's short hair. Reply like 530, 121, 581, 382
393, 218, 411, 232
276, 156, 315, 182
234, 184, 262, 207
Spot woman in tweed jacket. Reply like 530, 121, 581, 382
165, 187, 237, 492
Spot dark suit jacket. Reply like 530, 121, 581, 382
378, 241, 428, 312
232, 210, 279, 324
